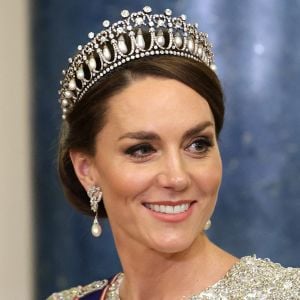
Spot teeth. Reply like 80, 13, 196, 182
145, 203, 190, 214
166, 206, 173, 214
160, 205, 166, 213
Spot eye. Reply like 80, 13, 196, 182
186, 137, 213, 155
125, 143, 156, 159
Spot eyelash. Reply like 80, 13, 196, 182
186, 137, 213, 155
125, 143, 155, 160
124, 137, 213, 160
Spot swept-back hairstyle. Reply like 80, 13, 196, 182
58, 56, 224, 217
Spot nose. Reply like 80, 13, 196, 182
156, 151, 191, 192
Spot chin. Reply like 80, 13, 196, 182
149, 233, 197, 255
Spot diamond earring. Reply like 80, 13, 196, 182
87, 185, 102, 237
204, 219, 212, 231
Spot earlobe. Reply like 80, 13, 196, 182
69, 151, 95, 191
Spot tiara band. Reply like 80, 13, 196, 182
58, 6, 216, 119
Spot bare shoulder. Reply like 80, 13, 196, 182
47, 279, 108, 300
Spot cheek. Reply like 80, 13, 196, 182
96, 161, 155, 200
196, 158, 222, 195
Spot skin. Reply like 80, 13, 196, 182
71, 77, 238, 300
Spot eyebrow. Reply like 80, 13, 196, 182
118, 121, 214, 141
182, 121, 214, 141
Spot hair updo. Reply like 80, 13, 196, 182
58, 55, 224, 218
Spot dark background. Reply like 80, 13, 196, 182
32, 0, 300, 299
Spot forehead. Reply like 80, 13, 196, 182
106, 77, 214, 127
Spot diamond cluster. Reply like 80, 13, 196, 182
58, 7, 216, 119
87, 186, 102, 213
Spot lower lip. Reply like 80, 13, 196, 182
143, 203, 195, 223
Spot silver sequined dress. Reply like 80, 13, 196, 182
188, 256, 300, 299
48, 256, 300, 300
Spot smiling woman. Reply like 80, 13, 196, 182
48, 7, 300, 300
58, 55, 224, 220
70, 77, 222, 255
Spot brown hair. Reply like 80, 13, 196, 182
58, 56, 224, 217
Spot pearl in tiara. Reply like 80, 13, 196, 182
58, 6, 216, 119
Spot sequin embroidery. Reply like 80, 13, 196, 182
48, 256, 300, 299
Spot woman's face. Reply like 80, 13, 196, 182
89, 76, 222, 253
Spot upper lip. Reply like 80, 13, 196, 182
143, 200, 196, 206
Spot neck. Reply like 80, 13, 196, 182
114, 234, 237, 300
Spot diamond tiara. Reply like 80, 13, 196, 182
58, 6, 216, 119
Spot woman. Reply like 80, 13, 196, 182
49, 7, 300, 299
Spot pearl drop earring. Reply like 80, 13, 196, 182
204, 219, 212, 231
87, 185, 102, 237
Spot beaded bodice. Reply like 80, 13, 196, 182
48, 256, 300, 299
188, 256, 300, 299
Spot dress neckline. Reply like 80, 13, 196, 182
103, 256, 256, 300
187, 255, 254, 298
